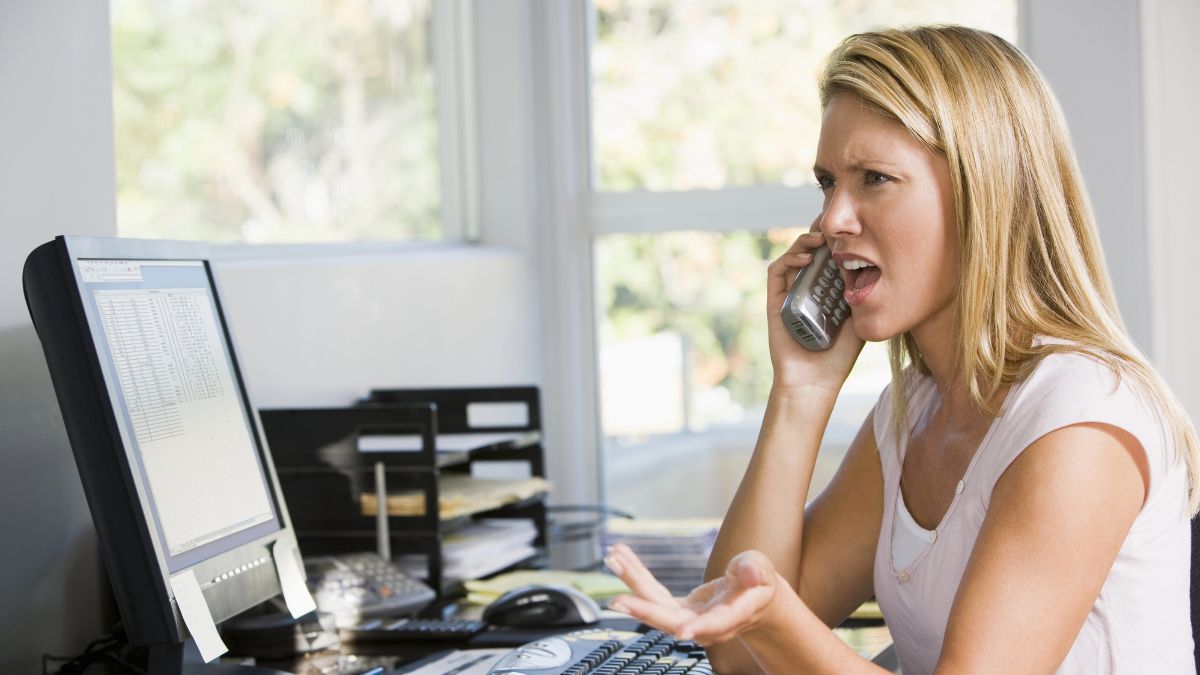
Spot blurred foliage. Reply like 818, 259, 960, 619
597, 229, 802, 416
592, 1, 1016, 429
592, 0, 1017, 192
112, 0, 440, 243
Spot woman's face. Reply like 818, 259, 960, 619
814, 93, 959, 343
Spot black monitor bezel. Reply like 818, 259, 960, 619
24, 236, 299, 647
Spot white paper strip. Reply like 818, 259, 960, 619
469, 460, 532, 480
358, 431, 537, 453
168, 570, 228, 664
272, 536, 317, 619
467, 401, 529, 428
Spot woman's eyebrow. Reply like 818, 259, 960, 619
812, 159, 900, 174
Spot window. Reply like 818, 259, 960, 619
590, 1, 1019, 518
111, 0, 462, 243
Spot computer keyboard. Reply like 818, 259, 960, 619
488, 628, 711, 675
339, 617, 488, 643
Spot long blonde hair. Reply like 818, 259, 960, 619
818, 25, 1200, 514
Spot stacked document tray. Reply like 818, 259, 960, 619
598, 519, 720, 596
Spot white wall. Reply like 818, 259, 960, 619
214, 245, 539, 408
1143, 0, 1200, 422
1022, 0, 1152, 351
0, 1, 118, 671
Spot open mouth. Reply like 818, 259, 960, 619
842, 262, 881, 307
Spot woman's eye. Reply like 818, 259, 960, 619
816, 176, 835, 192
865, 171, 890, 186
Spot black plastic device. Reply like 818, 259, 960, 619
339, 617, 488, 644
23, 236, 304, 675
306, 551, 435, 627
483, 584, 602, 628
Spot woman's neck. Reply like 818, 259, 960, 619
909, 307, 998, 423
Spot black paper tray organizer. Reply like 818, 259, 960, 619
259, 386, 549, 595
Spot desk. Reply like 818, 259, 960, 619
235, 614, 893, 674
836, 624, 895, 661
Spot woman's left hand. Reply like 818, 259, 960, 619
604, 543, 781, 645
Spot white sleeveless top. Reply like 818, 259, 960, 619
872, 343, 1194, 674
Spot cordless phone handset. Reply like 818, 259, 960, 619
779, 245, 851, 351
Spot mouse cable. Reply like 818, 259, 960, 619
546, 504, 636, 541
42, 621, 147, 675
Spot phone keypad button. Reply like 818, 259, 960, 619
833, 278, 844, 291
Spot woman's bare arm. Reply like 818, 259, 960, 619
705, 386, 841, 591
704, 401, 884, 672
704, 227, 874, 672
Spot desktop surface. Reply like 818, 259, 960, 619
219, 605, 890, 674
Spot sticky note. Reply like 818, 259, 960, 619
168, 570, 227, 663
272, 536, 317, 619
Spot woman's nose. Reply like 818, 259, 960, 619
819, 189, 862, 239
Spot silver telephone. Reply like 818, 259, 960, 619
779, 245, 851, 351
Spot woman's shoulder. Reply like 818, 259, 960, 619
998, 336, 1174, 478
1016, 337, 1151, 412
987, 336, 1188, 521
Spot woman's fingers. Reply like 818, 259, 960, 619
727, 550, 773, 588
683, 577, 727, 606
771, 231, 824, 272
677, 585, 775, 643
606, 549, 779, 645
768, 230, 824, 299
604, 543, 677, 605
809, 214, 824, 234
608, 593, 692, 633
783, 230, 825, 256
670, 553, 778, 642
677, 600, 744, 640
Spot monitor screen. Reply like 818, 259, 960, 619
77, 258, 280, 571
23, 236, 309, 662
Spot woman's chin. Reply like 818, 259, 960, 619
850, 315, 893, 343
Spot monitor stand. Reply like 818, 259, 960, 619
149, 638, 293, 675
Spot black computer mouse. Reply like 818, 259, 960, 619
482, 583, 602, 627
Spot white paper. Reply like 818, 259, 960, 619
401, 649, 508, 675
272, 536, 317, 618
466, 401, 529, 428
168, 570, 228, 663
469, 460, 532, 480
358, 431, 537, 453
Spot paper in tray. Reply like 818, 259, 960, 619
360, 475, 551, 519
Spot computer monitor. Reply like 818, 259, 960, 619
23, 236, 309, 674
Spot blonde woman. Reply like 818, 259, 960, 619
603, 26, 1198, 674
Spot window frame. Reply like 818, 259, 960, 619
500, 0, 1158, 525
435, 0, 481, 243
